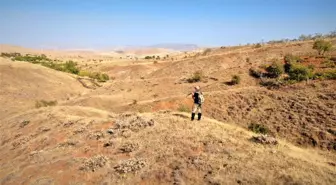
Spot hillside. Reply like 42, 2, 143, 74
0, 38, 335, 184
1, 107, 335, 185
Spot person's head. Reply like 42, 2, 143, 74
194, 86, 200, 92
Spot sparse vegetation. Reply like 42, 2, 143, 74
202, 48, 212, 55
259, 79, 281, 89
187, 71, 203, 83
177, 104, 191, 112
287, 63, 313, 82
35, 100, 58, 108
79, 71, 110, 82
249, 68, 264, 78
314, 70, 336, 80
248, 123, 269, 134
255, 43, 262, 48
284, 54, 303, 64
266, 61, 284, 78
321, 59, 336, 68
230, 75, 241, 85
1, 52, 109, 82
246, 57, 250, 63
313, 39, 333, 56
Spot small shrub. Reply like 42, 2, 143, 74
288, 63, 314, 81
64, 61, 79, 74
265, 61, 284, 78
79, 70, 91, 77
177, 104, 190, 112
246, 57, 250, 63
313, 39, 333, 56
314, 70, 336, 80
144, 56, 152, 59
322, 59, 336, 68
99, 73, 110, 82
249, 68, 263, 78
255, 43, 262, 48
153, 61, 158, 64
187, 71, 203, 83
231, 75, 241, 85
202, 48, 212, 55
132, 100, 138, 105
35, 100, 58, 108
284, 54, 303, 64
248, 123, 269, 134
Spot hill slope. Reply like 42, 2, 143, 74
1, 107, 335, 185
0, 59, 86, 119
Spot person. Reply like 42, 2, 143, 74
190, 86, 204, 121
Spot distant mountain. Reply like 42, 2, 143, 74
149, 44, 199, 51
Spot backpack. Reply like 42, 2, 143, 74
199, 93, 205, 104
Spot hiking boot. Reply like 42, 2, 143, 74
191, 113, 195, 121
197, 113, 202, 121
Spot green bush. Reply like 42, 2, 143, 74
314, 70, 336, 80
313, 39, 333, 56
64, 61, 79, 74
288, 63, 313, 81
248, 123, 269, 134
78, 70, 91, 77
88, 72, 110, 82
266, 61, 284, 78
187, 71, 203, 83
35, 100, 58, 108
78, 70, 109, 82
144, 56, 152, 59
231, 75, 241, 85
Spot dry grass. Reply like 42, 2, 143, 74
1, 39, 336, 184
1, 108, 335, 184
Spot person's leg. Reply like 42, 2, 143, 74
197, 104, 202, 120
191, 104, 196, 121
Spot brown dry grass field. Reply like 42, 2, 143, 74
0, 39, 335, 185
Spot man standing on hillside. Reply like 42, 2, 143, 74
190, 86, 204, 121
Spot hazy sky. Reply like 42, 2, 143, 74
0, 0, 335, 49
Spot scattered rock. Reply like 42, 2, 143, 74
252, 135, 278, 145
73, 127, 86, 134
59, 140, 78, 147
172, 167, 185, 185
114, 158, 146, 174
119, 142, 139, 153
80, 155, 108, 172
103, 140, 114, 147
106, 128, 114, 135
114, 114, 155, 133
88, 131, 104, 140
63, 121, 75, 127
12, 136, 30, 149
39, 126, 51, 132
